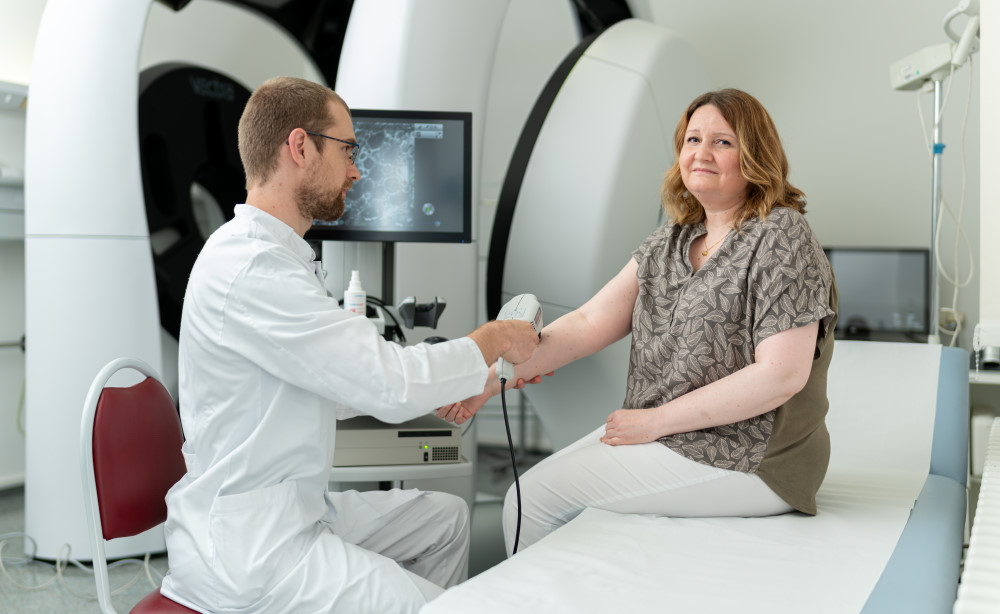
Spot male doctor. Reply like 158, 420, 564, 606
159, 76, 539, 614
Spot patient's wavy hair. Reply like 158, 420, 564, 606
661, 88, 806, 229
238, 76, 350, 189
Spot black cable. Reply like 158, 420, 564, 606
499, 378, 522, 554
459, 412, 478, 437
339, 295, 407, 343
366, 296, 406, 343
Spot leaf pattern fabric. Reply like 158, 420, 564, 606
624, 207, 835, 476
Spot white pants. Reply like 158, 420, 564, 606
163, 489, 468, 614
502, 425, 793, 555
325, 489, 470, 611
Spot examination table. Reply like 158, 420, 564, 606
423, 341, 969, 613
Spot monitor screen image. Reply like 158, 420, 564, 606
306, 109, 472, 244
824, 247, 929, 336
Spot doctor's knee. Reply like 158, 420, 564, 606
424, 491, 470, 538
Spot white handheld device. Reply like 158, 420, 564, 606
495, 293, 543, 381
494, 293, 542, 555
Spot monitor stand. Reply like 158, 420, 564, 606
381, 241, 395, 305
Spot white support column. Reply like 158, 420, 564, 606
25, 0, 163, 560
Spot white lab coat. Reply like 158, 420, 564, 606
160, 205, 487, 613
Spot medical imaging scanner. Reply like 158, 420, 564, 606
487, 18, 709, 450
25, 0, 327, 560
24, 0, 704, 561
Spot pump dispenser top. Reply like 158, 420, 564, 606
344, 270, 366, 315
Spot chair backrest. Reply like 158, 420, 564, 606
93, 376, 187, 539
80, 357, 187, 613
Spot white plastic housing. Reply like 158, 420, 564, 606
890, 42, 954, 91
24, 0, 163, 561
500, 19, 710, 450
332, 0, 579, 343
335, 0, 579, 509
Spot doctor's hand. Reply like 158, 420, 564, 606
601, 408, 662, 446
497, 319, 541, 365
467, 320, 540, 368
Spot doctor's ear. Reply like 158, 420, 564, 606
285, 129, 310, 166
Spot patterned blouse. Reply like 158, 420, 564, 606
626, 206, 837, 514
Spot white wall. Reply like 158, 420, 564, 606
0, 2, 45, 86
646, 0, 981, 349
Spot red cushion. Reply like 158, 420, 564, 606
132, 589, 200, 613
92, 377, 187, 539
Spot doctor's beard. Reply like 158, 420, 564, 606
296, 177, 350, 222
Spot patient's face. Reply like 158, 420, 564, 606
679, 104, 747, 211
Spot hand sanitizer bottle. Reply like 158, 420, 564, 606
344, 270, 366, 315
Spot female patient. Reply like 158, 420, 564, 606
439, 88, 839, 554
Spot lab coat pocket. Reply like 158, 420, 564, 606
209, 481, 317, 607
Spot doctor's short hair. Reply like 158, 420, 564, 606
660, 88, 806, 230
238, 76, 350, 188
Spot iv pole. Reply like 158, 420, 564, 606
928, 78, 944, 345
890, 0, 979, 345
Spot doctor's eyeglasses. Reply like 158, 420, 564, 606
305, 130, 360, 164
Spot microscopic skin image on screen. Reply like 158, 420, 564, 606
345, 120, 419, 229
313, 116, 466, 236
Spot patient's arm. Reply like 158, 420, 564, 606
512, 258, 638, 380
436, 259, 639, 424
601, 320, 819, 445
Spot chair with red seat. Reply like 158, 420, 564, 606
79, 357, 198, 613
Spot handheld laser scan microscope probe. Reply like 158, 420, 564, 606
495, 293, 543, 554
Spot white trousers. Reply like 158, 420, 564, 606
165, 489, 468, 614
502, 425, 793, 555
325, 489, 470, 612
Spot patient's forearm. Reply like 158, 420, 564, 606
603, 322, 819, 445
477, 307, 628, 401
507, 260, 638, 386
652, 360, 804, 436
649, 322, 818, 437
517, 312, 612, 378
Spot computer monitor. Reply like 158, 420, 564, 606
305, 109, 472, 244
824, 247, 929, 338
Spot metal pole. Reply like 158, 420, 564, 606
929, 79, 944, 345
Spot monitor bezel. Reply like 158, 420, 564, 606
304, 108, 473, 244
823, 246, 930, 336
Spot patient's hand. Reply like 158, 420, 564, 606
436, 401, 477, 425
435, 374, 546, 425
601, 408, 661, 445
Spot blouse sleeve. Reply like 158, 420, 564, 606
749, 211, 835, 348
632, 222, 671, 268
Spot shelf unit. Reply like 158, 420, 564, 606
0, 81, 26, 242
